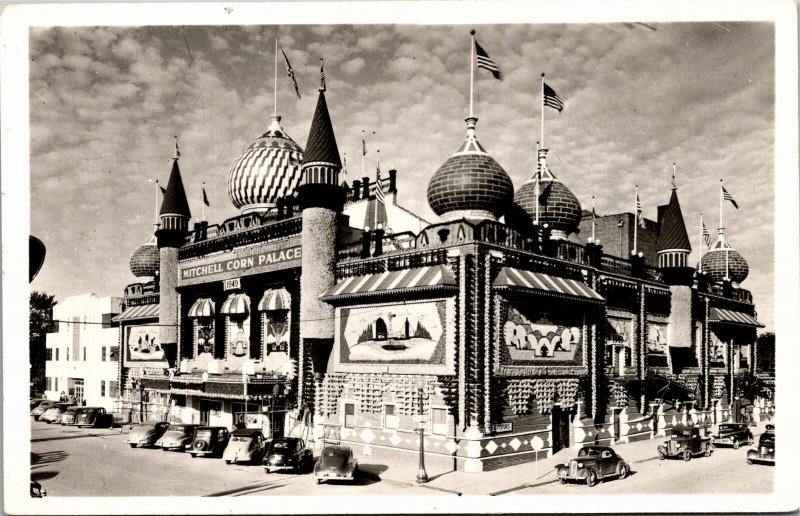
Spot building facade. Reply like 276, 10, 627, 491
44, 293, 122, 409
115, 74, 769, 472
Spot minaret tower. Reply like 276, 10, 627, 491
656, 179, 693, 285
297, 79, 345, 407
155, 150, 191, 352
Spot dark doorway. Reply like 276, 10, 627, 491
375, 318, 388, 340
613, 408, 622, 443
199, 399, 220, 426
551, 405, 571, 453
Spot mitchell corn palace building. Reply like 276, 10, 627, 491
114, 73, 769, 472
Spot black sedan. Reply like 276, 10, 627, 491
263, 437, 313, 474
556, 446, 630, 487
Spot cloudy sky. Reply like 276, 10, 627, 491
29, 22, 775, 330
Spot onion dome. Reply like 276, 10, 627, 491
699, 228, 749, 284
426, 117, 514, 222
227, 115, 304, 213
514, 148, 581, 240
656, 188, 692, 268
129, 236, 159, 278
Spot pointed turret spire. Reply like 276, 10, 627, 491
302, 90, 342, 170
656, 189, 692, 254
160, 159, 191, 218
298, 88, 345, 212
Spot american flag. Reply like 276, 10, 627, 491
543, 82, 564, 112
281, 47, 301, 99
702, 222, 712, 248
375, 152, 385, 202
319, 59, 326, 92
722, 185, 738, 209
636, 192, 645, 227
202, 187, 210, 207
362, 134, 367, 156
474, 39, 503, 80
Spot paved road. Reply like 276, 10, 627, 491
30, 420, 773, 497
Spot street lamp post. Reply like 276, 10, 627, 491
416, 382, 429, 484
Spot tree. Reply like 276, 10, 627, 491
755, 332, 775, 373
30, 291, 56, 396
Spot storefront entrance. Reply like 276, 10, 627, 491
551, 404, 571, 454
199, 399, 221, 426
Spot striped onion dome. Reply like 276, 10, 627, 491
129, 236, 159, 278
514, 148, 582, 240
427, 116, 514, 221
699, 229, 749, 284
227, 114, 304, 213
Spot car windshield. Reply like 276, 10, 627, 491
271, 441, 292, 450
578, 448, 600, 457
319, 450, 349, 468
759, 434, 774, 445
170, 425, 192, 433
232, 436, 252, 442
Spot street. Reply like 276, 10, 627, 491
30, 419, 773, 498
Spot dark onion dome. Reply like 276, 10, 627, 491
129, 236, 159, 278
227, 114, 304, 213
699, 229, 749, 284
514, 148, 581, 239
427, 116, 514, 221
159, 159, 191, 218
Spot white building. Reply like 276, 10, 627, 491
44, 293, 122, 410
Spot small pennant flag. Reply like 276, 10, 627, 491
636, 192, 645, 227
671, 164, 677, 189
362, 133, 367, 157
702, 222, 712, 248
319, 59, 326, 92
543, 82, 564, 112
174, 136, 181, 159
202, 187, 210, 207
474, 39, 503, 80
722, 185, 739, 209
342, 153, 347, 176
159, 185, 167, 195
280, 47, 301, 100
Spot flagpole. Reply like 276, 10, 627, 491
699, 213, 703, 273
719, 179, 723, 230
540, 73, 545, 149
633, 185, 639, 255
154, 180, 160, 228
535, 142, 540, 225
672, 163, 677, 190
591, 196, 596, 242
273, 38, 278, 116
362, 130, 366, 178
469, 30, 475, 118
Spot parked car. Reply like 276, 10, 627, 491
30, 480, 47, 498
313, 444, 357, 484
60, 407, 84, 426
264, 437, 314, 473
747, 424, 775, 465
30, 398, 48, 410
555, 446, 630, 487
712, 422, 754, 449
40, 403, 76, 423
187, 426, 230, 458
127, 422, 171, 448
223, 428, 268, 465
155, 424, 201, 451
658, 425, 713, 461
76, 407, 114, 428
31, 400, 57, 420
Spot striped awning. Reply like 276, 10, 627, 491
321, 265, 457, 300
709, 307, 763, 327
259, 288, 291, 311
220, 293, 249, 316
494, 267, 604, 302
111, 303, 159, 322
187, 298, 214, 318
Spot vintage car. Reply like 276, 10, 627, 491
658, 425, 713, 461
30, 398, 48, 410
155, 424, 201, 451
187, 426, 230, 458
59, 406, 85, 426
313, 444, 358, 483
223, 428, 268, 464
75, 406, 114, 428
30, 480, 47, 498
40, 403, 76, 424
712, 422, 754, 449
127, 422, 171, 448
264, 437, 314, 473
30, 400, 57, 421
747, 424, 775, 465
555, 446, 630, 487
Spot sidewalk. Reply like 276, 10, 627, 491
360, 419, 772, 495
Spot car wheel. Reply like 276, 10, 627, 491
129, 443, 137, 448
190, 453, 196, 458
316, 479, 323, 484
683, 450, 691, 462
559, 478, 566, 484
162, 448, 169, 452
618, 464, 629, 479
586, 470, 598, 488
733, 439, 740, 450
747, 459, 753, 465
225, 460, 232, 464
659, 452, 666, 461
704, 446, 712, 457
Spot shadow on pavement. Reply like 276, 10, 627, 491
204, 478, 292, 497
31, 470, 60, 481
32, 433, 101, 443
31, 451, 69, 466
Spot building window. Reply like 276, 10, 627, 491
83, 348, 87, 361
109, 346, 118, 361
431, 408, 447, 436
66, 347, 69, 361
109, 381, 119, 398
344, 403, 355, 429
45, 377, 52, 391
383, 404, 398, 429
46, 349, 53, 361
101, 347, 106, 361
55, 348, 59, 361
54, 377, 58, 391
100, 380, 106, 397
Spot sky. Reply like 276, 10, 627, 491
28, 22, 775, 330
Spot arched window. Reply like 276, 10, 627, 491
375, 318, 388, 340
